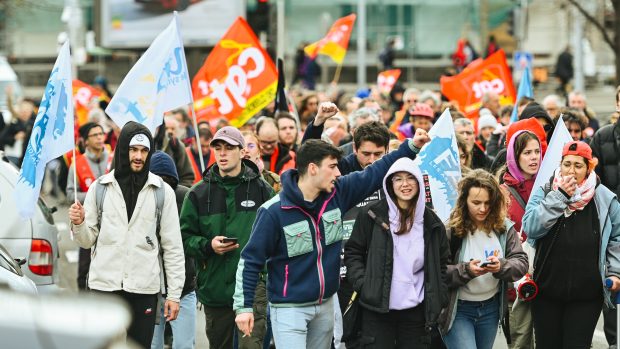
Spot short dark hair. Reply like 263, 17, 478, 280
353, 121, 390, 150
275, 111, 298, 128
198, 127, 213, 140
561, 108, 587, 130
296, 140, 343, 176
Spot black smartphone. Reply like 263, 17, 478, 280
479, 261, 497, 268
221, 237, 238, 244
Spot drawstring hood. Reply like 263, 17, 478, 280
382, 158, 426, 233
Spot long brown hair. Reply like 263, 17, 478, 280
386, 172, 420, 235
448, 169, 507, 238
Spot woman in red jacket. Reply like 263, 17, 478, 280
501, 129, 542, 348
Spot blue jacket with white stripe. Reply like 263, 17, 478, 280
233, 140, 420, 313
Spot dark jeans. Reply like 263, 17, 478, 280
360, 303, 430, 348
77, 247, 91, 290
532, 295, 602, 349
604, 300, 617, 346
113, 290, 158, 349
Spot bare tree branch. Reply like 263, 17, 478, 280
566, 0, 617, 51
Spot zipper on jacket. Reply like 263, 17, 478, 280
281, 207, 327, 304
281, 189, 336, 304
283, 264, 289, 297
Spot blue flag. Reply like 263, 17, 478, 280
510, 65, 533, 123
14, 41, 74, 219
106, 13, 191, 134
413, 109, 462, 222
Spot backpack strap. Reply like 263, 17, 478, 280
506, 186, 527, 210
153, 177, 166, 295
95, 179, 108, 232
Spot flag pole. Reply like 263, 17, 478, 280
332, 63, 343, 84
189, 100, 205, 173
174, 11, 206, 174
72, 146, 78, 203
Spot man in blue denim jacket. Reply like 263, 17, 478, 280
234, 101, 431, 348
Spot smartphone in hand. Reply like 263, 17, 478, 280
221, 237, 238, 244
479, 261, 497, 268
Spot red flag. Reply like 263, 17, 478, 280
304, 14, 356, 64
192, 17, 277, 127
440, 49, 516, 119
72, 80, 103, 126
377, 69, 401, 94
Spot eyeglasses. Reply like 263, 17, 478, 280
391, 175, 418, 186
246, 143, 258, 150
87, 132, 105, 138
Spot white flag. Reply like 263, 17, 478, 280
533, 115, 573, 191
14, 41, 74, 219
106, 13, 191, 134
414, 109, 462, 222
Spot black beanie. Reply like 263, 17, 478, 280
78, 122, 101, 140
519, 102, 553, 126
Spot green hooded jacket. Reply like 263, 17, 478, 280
180, 159, 274, 306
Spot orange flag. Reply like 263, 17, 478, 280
72, 79, 103, 126
440, 49, 516, 119
192, 17, 277, 127
377, 69, 401, 94
304, 14, 356, 64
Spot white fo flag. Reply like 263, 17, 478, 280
413, 109, 462, 222
15, 41, 74, 219
106, 13, 191, 134
533, 115, 573, 191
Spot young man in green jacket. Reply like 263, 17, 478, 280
180, 126, 274, 349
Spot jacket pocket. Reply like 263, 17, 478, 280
283, 220, 313, 257
322, 208, 343, 245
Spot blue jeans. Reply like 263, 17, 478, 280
270, 296, 335, 349
443, 294, 500, 349
151, 291, 197, 349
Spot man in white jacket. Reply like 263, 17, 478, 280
69, 121, 185, 348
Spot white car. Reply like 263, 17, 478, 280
0, 242, 37, 294
0, 152, 60, 292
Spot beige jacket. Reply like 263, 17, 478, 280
73, 171, 185, 302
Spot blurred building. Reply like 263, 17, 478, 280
0, 0, 607, 91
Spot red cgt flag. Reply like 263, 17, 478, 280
304, 14, 356, 64
192, 17, 277, 127
440, 49, 516, 119
72, 79, 103, 127
377, 69, 401, 94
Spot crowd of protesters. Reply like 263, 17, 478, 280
2, 49, 620, 349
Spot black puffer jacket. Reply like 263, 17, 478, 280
344, 199, 450, 330
591, 122, 620, 196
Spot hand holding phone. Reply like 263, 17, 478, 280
221, 237, 239, 244
479, 261, 497, 268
